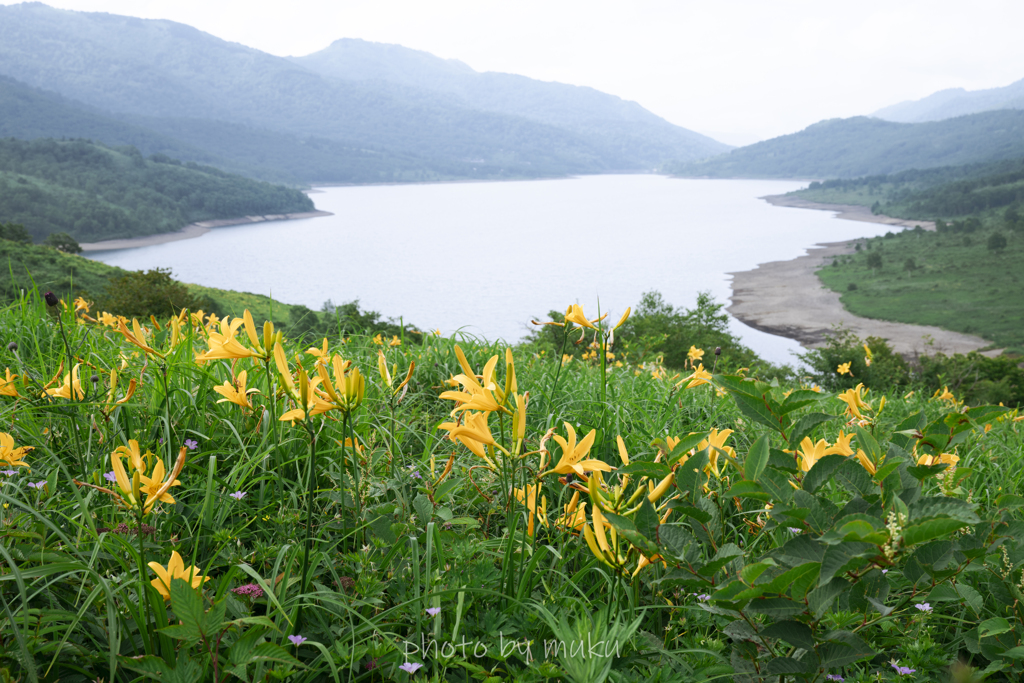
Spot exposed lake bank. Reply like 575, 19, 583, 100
79, 211, 333, 252
727, 194, 995, 357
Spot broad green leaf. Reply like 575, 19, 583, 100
740, 560, 776, 586
966, 405, 1010, 425
902, 518, 970, 546
906, 464, 949, 481
809, 578, 848, 617
765, 657, 810, 675
788, 413, 837, 450
908, 497, 980, 524
996, 494, 1024, 510
634, 497, 660, 544
675, 451, 709, 499
763, 563, 820, 597
169, 578, 205, 640
664, 432, 711, 466
779, 389, 828, 415
657, 524, 694, 560
725, 480, 769, 501
413, 494, 433, 524
980, 618, 1012, 639
729, 390, 786, 435
745, 597, 805, 618
854, 425, 881, 462
743, 434, 770, 483
803, 454, 847, 493
761, 620, 814, 651
819, 542, 875, 584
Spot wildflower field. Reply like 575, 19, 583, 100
1, 291, 1023, 683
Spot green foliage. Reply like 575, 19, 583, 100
668, 110, 1024, 179
0, 137, 314, 242
817, 227, 1024, 351
94, 267, 215, 319
42, 231, 81, 254
801, 329, 911, 392
0, 221, 31, 244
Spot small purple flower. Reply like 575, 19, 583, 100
410, 470, 422, 479
788, 527, 802, 533
158, 438, 164, 445
103, 471, 117, 482
826, 676, 844, 682
693, 593, 711, 602
1, 469, 18, 476
28, 480, 46, 489
914, 602, 932, 613
184, 439, 198, 451
287, 634, 307, 646
426, 607, 441, 616
891, 662, 916, 675
881, 569, 889, 574
231, 583, 264, 599
399, 662, 423, 674
229, 491, 246, 500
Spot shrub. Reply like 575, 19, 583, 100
96, 267, 215, 318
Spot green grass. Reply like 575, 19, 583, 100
817, 228, 1024, 353
1, 288, 1023, 682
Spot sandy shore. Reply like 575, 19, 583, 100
728, 195, 994, 357
79, 211, 333, 252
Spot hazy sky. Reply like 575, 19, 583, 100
7, 0, 1024, 145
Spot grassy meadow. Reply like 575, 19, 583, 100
1, 288, 1023, 683
817, 227, 1024, 354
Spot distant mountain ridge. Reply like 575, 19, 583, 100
873, 77, 1024, 123
290, 38, 728, 166
0, 3, 727, 181
667, 110, 1024, 179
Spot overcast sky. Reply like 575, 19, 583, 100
7, 0, 1024, 145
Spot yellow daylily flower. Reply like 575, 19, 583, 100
542, 423, 613, 478
828, 430, 855, 456
195, 317, 256, 364
687, 346, 705, 364
513, 483, 548, 537
0, 432, 32, 469
117, 318, 164, 358
138, 453, 183, 512
837, 383, 872, 421
854, 449, 877, 475
307, 338, 330, 367
837, 362, 853, 376
553, 490, 588, 532
932, 386, 956, 404
315, 355, 364, 414
1, 368, 20, 398
863, 344, 873, 367
439, 411, 502, 469
679, 363, 712, 389
148, 550, 211, 601
563, 304, 606, 331
213, 370, 259, 409
43, 363, 84, 400
691, 428, 736, 478
795, 437, 830, 473
917, 451, 959, 468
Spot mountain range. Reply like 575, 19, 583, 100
873, 77, 1024, 123
0, 2, 728, 183
667, 110, 1024, 179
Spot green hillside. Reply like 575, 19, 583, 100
667, 110, 1024, 179
0, 137, 314, 242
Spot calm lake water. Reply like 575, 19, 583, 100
90, 175, 894, 365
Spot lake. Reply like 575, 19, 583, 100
89, 175, 894, 365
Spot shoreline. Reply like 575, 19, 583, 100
79, 211, 333, 253
728, 195, 994, 357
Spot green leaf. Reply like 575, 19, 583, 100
854, 425, 881, 463
619, 462, 672, 479
902, 518, 970, 546
675, 451, 709, 499
729, 390, 787, 435
788, 413, 837, 450
906, 464, 949, 481
765, 657, 810, 675
996, 494, 1024, 510
169, 578, 205, 640
725, 479, 769, 501
635, 497, 660, 544
980, 617, 1012, 639
413, 493, 433, 524
819, 542, 875, 584
759, 467, 795, 504
873, 460, 903, 483
809, 578, 849, 618
740, 560, 776, 586
779, 389, 828, 415
763, 563, 820, 597
998, 646, 1024, 660
664, 432, 711, 466
745, 597, 805, 618
761, 620, 815, 651
803, 454, 847, 493
657, 524, 694, 560
370, 514, 397, 543
743, 435, 771, 483
834, 459, 877, 496
967, 405, 1010, 424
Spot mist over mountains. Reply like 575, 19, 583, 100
873, 77, 1024, 123
0, 2, 728, 183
